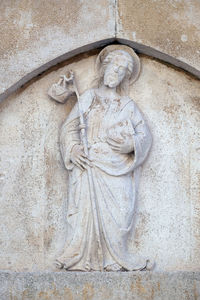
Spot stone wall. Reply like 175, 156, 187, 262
0, 51, 199, 272
0, 0, 199, 101
0, 1, 200, 299
0, 271, 200, 300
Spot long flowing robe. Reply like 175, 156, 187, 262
58, 89, 152, 271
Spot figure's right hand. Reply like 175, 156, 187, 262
70, 144, 91, 170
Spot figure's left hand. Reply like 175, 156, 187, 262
107, 136, 134, 154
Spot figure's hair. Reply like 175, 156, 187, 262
96, 50, 134, 95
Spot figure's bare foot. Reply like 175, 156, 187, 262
55, 259, 65, 269
104, 263, 122, 272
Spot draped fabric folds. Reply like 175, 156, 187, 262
58, 89, 152, 271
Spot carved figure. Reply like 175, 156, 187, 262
48, 45, 152, 271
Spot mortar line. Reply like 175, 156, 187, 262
114, 0, 118, 38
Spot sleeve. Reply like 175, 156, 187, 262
130, 102, 152, 169
59, 105, 80, 170
59, 89, 94, 170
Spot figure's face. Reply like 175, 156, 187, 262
103, 55, 128, 88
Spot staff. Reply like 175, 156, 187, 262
61, 71, 103, 269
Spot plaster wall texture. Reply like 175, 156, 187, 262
0, 271, 200, 300
0, 0, 200, 101
0, 0, 115, 97
117, 0, 200, 75
0, 52, 199, 273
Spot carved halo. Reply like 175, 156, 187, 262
96, 44, 141, 84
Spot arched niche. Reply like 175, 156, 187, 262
1, 39, 200, 104
0, 46, 199, 272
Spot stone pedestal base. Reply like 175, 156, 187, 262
0, 271, 199, 299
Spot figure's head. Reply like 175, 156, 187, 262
96, 45, 140, 94
103, 50, 134, 88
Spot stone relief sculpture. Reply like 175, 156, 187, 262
48, 45, 152, 271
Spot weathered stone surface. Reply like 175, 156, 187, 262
0, 271, 200, 300
0, 51, 199, 272
0, 2, 199, 298
48, 45, 152, 272
117, 0, 200, 77
1, 1, 200, 102
0, 0, 115, 96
